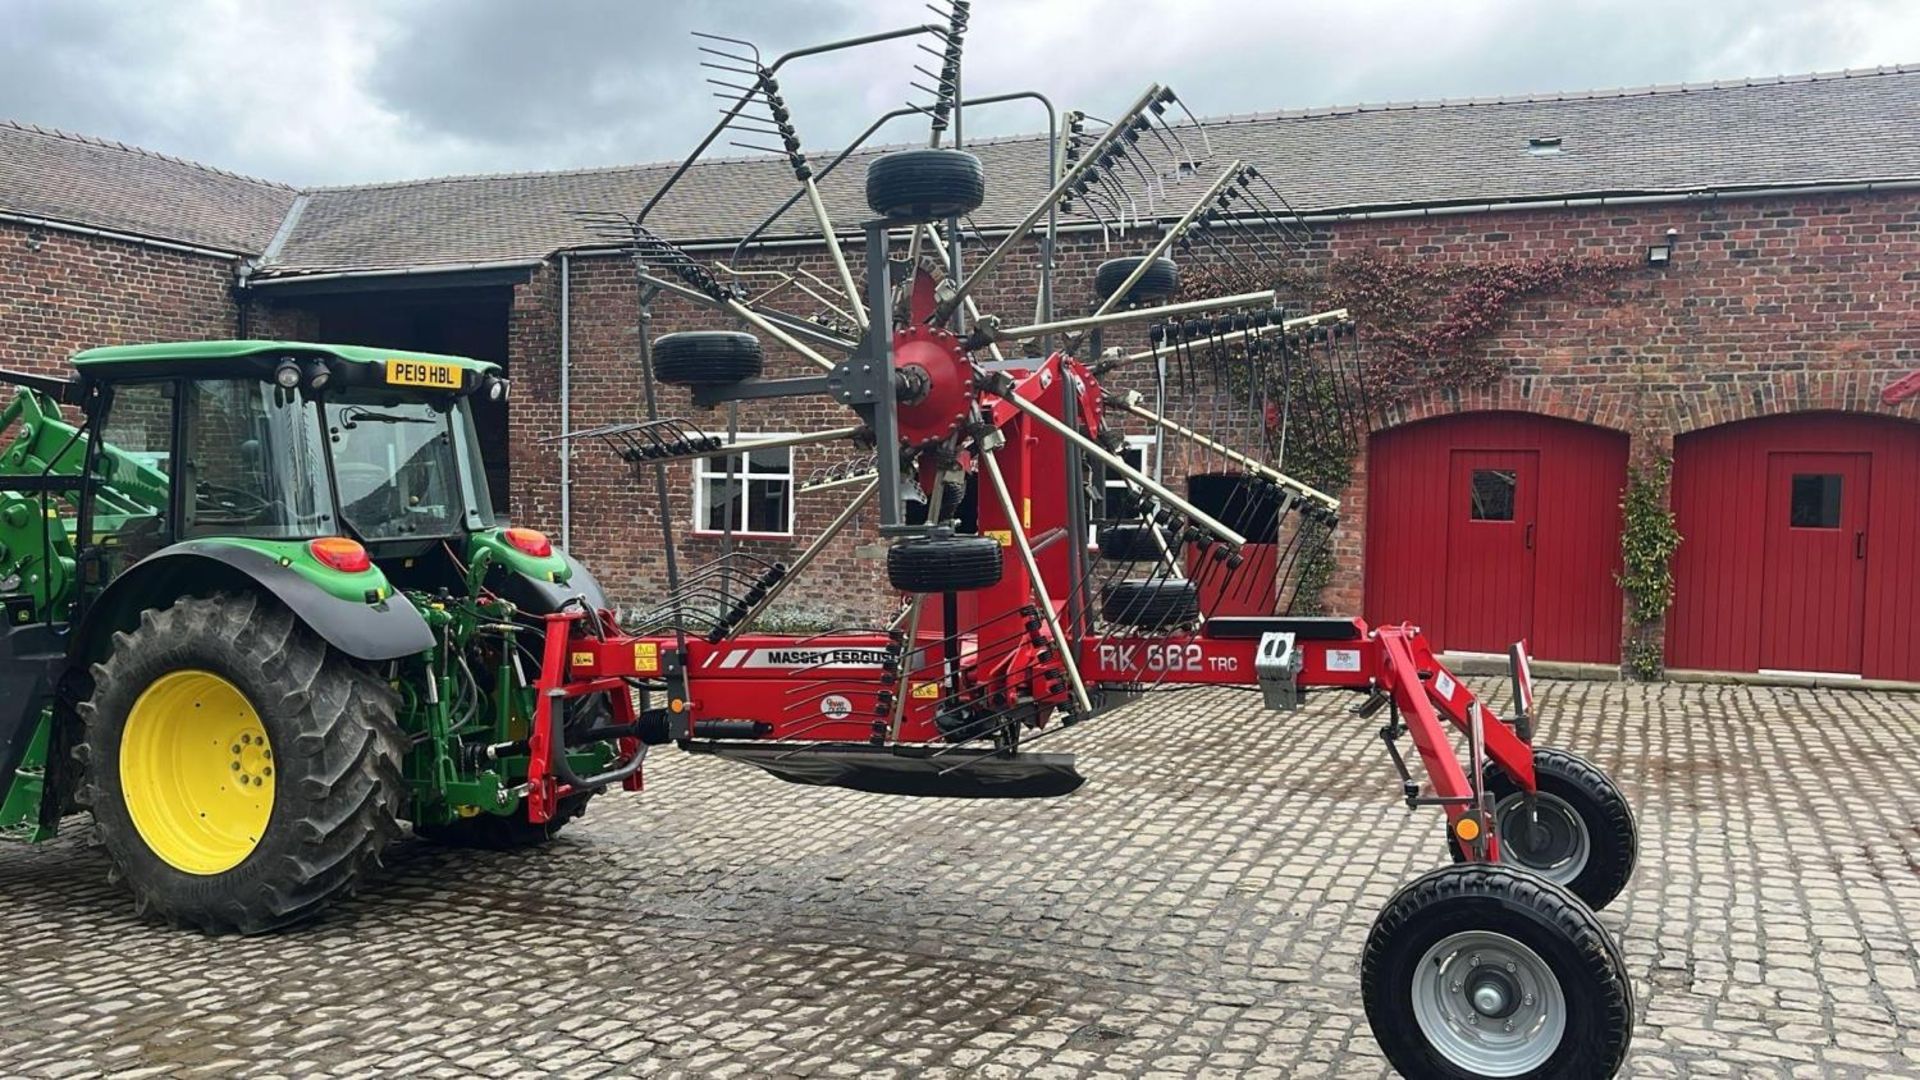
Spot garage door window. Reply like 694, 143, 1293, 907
1469, 469, 1517, 521
1789, 473, 1843, 529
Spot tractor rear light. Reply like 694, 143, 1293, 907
309, 536, 372, 573
503, 527, 552, 558
273, 359, 303, 389
305, 359, 332, 391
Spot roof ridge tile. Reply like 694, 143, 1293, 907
1199, 63, 1919, 127
0, 118, 296, 190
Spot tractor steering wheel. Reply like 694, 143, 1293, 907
194, 481, 275, 519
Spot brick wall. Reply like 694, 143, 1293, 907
0, 219, 239, 375
508, 189, 1920, 652
1322, 191, 1920, 618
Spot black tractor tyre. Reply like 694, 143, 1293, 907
651, 331, 765, 387
1101, 578, 1199, 628
78, 592, 406, 935
1363, 864, 1634, 1079
1453, 747, 1638, 912
414, 791, 595, 850
1098, 522, 1176, 562
866, 149, 987, 224
1094, 257, 1180, 306
887, 535, 1003, 593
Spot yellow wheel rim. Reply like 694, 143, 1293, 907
120, 669, 275, 875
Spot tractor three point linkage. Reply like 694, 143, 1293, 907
0, 9, 1637, 1077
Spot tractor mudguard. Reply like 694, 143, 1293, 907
492, 547, 608, 616
74, 540, 433, 664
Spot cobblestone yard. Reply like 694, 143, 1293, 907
1, 679, 1918, 1078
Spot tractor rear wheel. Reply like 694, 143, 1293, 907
79, 592, 405, 934
414, 791, 595, 850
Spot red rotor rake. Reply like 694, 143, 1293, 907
543, 9, 1639, 1077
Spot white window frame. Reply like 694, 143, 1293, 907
692, 433, 797, 538
1101, 434, 1161, 521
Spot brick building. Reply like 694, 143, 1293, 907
3, 66, 1918, 679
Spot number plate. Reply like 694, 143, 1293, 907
384, 359, 462, 389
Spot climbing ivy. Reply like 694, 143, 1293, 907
1290, 250, 1639, 415
1616, 456, 1682, 680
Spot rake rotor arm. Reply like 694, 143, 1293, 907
1086, 159, 1244, 321
995, 386, 1247, 549
982, 288, 1278, 345
707, 427, 866, 458
724, 298, 840, 372
638, 23, 948, 225
801, 177, 868, 330
1112, 307, 1351, 366
934, 83, 1168, 325
726, 90, 1056, 270
1110, 392, 1340, 511
713, 263, 861, 327
634, 271, 858, 356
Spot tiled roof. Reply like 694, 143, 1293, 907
269, 65, 1920, 273
0, 122, 297, 253
5, 66, 1917, 272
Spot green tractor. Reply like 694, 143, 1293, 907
0, 341, 624, 932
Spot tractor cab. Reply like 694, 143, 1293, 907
0, 340, 546, 621
69, 340, 504, 558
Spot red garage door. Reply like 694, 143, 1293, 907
1366, 412, 1627, 663
1669, 412, 1920, 680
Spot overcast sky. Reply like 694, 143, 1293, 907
5, 0, 1916, 187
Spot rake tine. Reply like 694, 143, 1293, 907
690, 30, 762, 64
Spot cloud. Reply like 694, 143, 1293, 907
1, 0, 1915, 186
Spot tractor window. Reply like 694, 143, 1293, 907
180, 380, 334, 539
87, 381, 176, 565
327, 393, 481, 541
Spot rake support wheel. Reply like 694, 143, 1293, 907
1098, 522, 1176, 562
79, 592, 406, 934
1101, 578, 1199, 628
1466, 747, 1638, 912
1363, 865, 1633, 1079
651, 331, 765, 387
887, 534, 1003, 593
866, 149, 987, 225
1095, 256, 1180, 306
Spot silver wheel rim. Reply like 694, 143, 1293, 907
1412, 930, 1567, 1076
1494, 791, 1590, 887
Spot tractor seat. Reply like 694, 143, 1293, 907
1201, 616, 1364, 641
